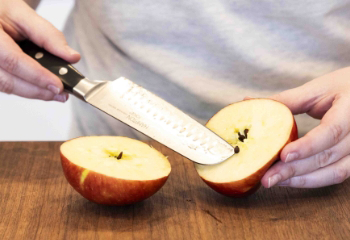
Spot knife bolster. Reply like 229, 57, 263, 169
73, 78, 108, 101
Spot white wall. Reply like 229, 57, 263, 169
0, 0, 74, 141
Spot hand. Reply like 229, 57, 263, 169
0, 0, 80, 102
259, 67, 350, 188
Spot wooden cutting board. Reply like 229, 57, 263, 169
0, 141, 349, 240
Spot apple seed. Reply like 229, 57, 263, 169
244, 129, 249, 138
234, 146, 240, 153
117, 152, 123, 160
238, 132, 245, 142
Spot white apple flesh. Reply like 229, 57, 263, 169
60, 136, 171, 205
195, 99, 298, 197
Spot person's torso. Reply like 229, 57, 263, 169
64, 0, 350, 138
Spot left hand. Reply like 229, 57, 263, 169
260, 67, 350, 188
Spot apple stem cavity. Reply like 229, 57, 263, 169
234, 146, 240, 153
116, 152, 123, 160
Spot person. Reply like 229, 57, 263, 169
1, 0, 350, 189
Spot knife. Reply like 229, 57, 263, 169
19, 40, 235, 165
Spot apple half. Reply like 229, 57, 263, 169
60, 136, 171, 205
195, 99, 298, 197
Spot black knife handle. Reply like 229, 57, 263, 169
18, 40, 85, 93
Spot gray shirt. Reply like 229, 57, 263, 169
64, 0, 350, 139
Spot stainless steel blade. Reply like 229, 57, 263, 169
75, 77, 235, 165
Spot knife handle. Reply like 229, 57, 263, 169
18, 40, 85, 93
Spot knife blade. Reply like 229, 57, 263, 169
19, 40, 235, 165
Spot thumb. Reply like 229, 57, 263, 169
269, 84, 320, 115
16, 4, 80, 63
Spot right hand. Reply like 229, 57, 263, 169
0, 0, 80, 102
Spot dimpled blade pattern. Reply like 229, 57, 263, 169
85, 77, 235, 165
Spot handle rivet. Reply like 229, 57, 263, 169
59, 67, 68, 75
35, 52, 44, 59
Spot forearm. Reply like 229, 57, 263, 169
23, 0, 41, 9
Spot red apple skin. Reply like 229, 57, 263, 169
199, 100, 299, 198
61, 153, 169, 205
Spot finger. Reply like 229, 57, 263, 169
262, 130, 350, 187
263, 123, 350, 188
0, 18, 24, 41
269, 84, 322, 115
280, 97, 350, 162
276, 155, 350, 188
304, 94, 335, 119
0, 30, 64, 94
14, 79, 69, 102
14, 4, 80, 63
0, 67, 68, 102
263, 150, 338, 188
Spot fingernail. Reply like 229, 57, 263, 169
285, 152, 299, 162
268, 174, 282, 188
54, 94, 67, 102
66, 46, 79, 56
48, 85, 60, 95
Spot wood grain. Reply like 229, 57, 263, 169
0, 141, 349, 240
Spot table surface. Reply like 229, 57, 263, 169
0, 141, 349, 240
